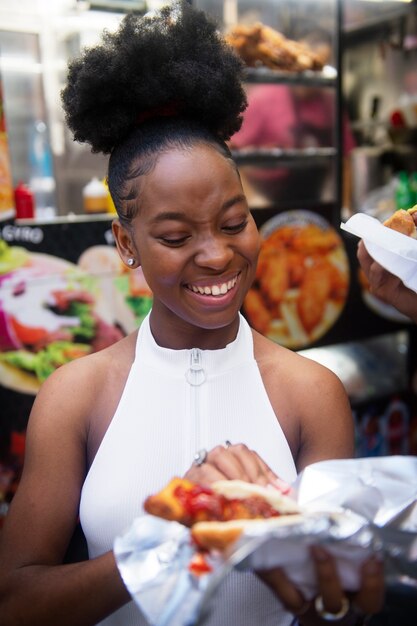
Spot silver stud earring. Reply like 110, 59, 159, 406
127, 258, 135, 267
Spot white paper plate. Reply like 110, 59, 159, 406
341, 213, 417, 293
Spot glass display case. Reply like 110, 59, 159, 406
196, 0, 343, 215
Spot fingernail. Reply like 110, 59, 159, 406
310, 545, 328, 562
268, 478, 291, 494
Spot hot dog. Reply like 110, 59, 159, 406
144, 477, 302, 551
383, 205, 417, 237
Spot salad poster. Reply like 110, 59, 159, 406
0, 216, 153, 520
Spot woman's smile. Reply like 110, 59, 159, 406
185, 273, 239, 297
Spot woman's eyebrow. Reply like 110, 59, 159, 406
151, 211, 185, 223
150, 194, 247, 224
223, 193, 247, 210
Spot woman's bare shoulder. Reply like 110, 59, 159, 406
252, 329, 336, 383
251, 328, 353, 468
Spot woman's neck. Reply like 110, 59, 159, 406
148, 309, 241, 351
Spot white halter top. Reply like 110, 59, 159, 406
80, 312, 297, 626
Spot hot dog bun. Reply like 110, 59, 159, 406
210, 479, 299, 515
144, 477, 301, 550
383, 206, 417, 238
192, 480, 301, 550
191, 513, 304, 551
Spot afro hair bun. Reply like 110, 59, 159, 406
61, 0, 247, 154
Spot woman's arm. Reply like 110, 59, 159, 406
0, 361, 130, 626
293, 356, 354, 471
256, 336, 355, 473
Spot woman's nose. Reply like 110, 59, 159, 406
194, 236, 233, 269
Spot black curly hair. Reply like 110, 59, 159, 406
61, 1, 247, 226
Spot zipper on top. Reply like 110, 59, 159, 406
186, 348, 205, 386
186, 348, 206, 453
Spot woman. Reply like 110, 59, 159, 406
0, 3, 383, 625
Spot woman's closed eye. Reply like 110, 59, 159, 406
222, 219, 248, 234
159, 235, 190, 246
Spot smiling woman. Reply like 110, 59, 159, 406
0, 3, 384, 626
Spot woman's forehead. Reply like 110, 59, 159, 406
131, 154, 241, 225
142, 145, 239, 197
154, 142, 232, 169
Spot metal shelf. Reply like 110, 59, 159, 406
231, 146, 337, 167
243, 66, 337, 87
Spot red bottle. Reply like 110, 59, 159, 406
14, 182, 35, 219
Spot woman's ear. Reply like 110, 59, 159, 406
112, 219, 140, 269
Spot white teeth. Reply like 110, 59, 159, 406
188, 275, 238, 296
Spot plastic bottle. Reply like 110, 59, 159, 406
102, 177, 117, 214
395, 171, 414, 210
398, 92, 417, 128
14, 182, 35, 219
409, 171, 417, 205
28, 120, 56, 218
82, 177, 108, 214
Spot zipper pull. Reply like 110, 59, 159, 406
186, 348, 206, 386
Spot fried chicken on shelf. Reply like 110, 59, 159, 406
225, 23, 325, 72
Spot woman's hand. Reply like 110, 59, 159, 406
258, 545, 384, 625
184, 442, 288, 491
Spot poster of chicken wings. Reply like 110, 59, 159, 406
243, 210, 350, 349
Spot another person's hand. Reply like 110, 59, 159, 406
259, 546, 384, 625
357, 240, 417, 324
184, 442, 288, 491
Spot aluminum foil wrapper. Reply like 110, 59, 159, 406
114, 456, 417, 626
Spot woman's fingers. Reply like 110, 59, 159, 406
311, 546, 346, 614
311, 547, 385, 618
183, 443, 249, 484
258, 544, 384, 623
225, 444, 277, 484
184, 442, 283, 487
184, 462, 227, 484
354, 556, 385, 614
250, 451, 292, 491
206, 444, 252, 481
257, 568, 309, 616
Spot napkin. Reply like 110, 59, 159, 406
341, 213, 417, 292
